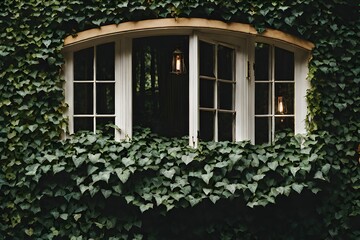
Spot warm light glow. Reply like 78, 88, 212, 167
175, 55, 181, 71
278, 96, 284, 114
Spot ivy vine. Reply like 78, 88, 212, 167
0, 0, 359, 239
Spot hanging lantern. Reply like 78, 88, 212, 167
171, 48, 186, 74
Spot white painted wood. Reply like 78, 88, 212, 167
116, 38, 132, 141
63, 52, 74, 137
189, 33, 199, 147
295, 50, 310, 135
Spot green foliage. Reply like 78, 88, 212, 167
0, 0, 359, 239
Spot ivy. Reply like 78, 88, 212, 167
0, 0, 359, 239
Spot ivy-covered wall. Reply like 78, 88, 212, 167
0, 0, 359, 239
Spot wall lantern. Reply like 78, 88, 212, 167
171, 48, 186, 75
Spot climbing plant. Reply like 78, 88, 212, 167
0, 0, 359, 239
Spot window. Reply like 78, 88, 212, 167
132, 36, 189, 138
254, 43, 295, 144
72, 43, 115, 137
64, 19, 311, 147
199, 41, 236, 142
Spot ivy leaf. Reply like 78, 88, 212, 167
203, 188, 212, 195
251, 154, 259, 167
162, 169, 176, 179
321, 163, 331, 175
188, 195, 201, 207
209, 194, 220, 204
268, 161, 278, 171
314, 171, 325, 180
252, 174, 265, 181
121, 157, 135, 167
73, 155, 85, 168
101, 189, 112, 198
290, 166, 300, 177
248, 182, 258, 194
60, 213, 68, 220
140, 203, 153, 212
92, 170, 111, 183
43, 40, 51, 48
225, 184, 236, 194
292, 183, 303, 194
88, 153, 101, 163
115, 168, 130, 183
25, 163, 40, 176
201, 172, 213, 184
181, 153, 196, 165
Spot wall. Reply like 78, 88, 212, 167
0, 0, 359, 239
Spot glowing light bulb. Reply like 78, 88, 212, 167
176, 55, 181, 71
278, 96, 284, 114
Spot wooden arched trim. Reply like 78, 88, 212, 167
64, 18, 314, 51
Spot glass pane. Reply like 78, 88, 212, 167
96, 42, 115, 80
97, 117, 115, 137
275, 83, 294, 114
255, 117, 271, 144
275, 117, 294, 133
275, 47, 294, 81
255, 83, 271, 115
199, 41, 215, 77
74, 83, 93, 114
218, 45, 234, 80
74, 47, 94, 80
255, 43, 270, 81
199, 110, 214, 141
74, 117, 93, 132
200, 79, 214, 108
218, 112, 234, 141
218, 82, 233, 110
96, 83, 115, 114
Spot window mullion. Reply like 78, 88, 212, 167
271, 45, 275, 142
214, 44, 218, 142
93, 46, 97, 134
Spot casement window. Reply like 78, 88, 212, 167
198, 41, 236, 142
71, 43, 116, 136
63, 19, 312, 147
254, 43, 295, 144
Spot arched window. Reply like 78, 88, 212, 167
63, 18, 313, 147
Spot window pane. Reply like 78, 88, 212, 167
218, 112, 234, 141
255, 117, 271, 144
74, 117, 93, 132
275, 83, 294, 114
200, 79, 214, 108
275, 117, 294, 133
132, 36, 189, 138
199, 41, 215, 77
200, 110, 214, 141
218, 82, 233, 110
255, 83, 271, 115
74, 83, 93, 114
74, 47, 94, 80
96, 83, 115, 114
96, 42, 115, 80
275, 47, 294, 81
255, 43, 270, 81
218, 45, 234, 80
97, 117, 115, 137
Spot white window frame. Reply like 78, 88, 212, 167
248, 38, 310, 143
63, 26, 310, 147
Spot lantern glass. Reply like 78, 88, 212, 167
172, 48, 186, 74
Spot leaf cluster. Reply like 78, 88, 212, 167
0, 0, 359, 239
